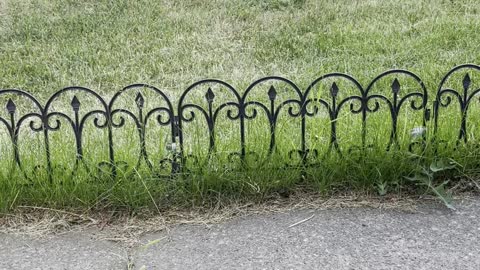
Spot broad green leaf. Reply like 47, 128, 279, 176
404, 172, 430, 183
430, 159, 456, 172
432, 182, 455, 210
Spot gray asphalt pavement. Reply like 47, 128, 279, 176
1, 197, 479, 270
0, 232, 127, 269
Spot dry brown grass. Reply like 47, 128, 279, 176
0, 191, 433, 247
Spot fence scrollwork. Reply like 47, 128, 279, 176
0, 64, 478, 180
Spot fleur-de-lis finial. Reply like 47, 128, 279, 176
205, 88, 215, 103
6, 98, 16, 114
463, 73, 471, 91
135, 92, 145, 109
391, 78, 400, 94
268, 86, 277, 101
71, 95, 81, 112
330, 82, 339, 97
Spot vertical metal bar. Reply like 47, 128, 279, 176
239, 102, 246, 162
107, 108, 116, 178
171, 115, 180, 175
42, 113, 53, 182
300, 98, 307, 166
268, 95, 276, 154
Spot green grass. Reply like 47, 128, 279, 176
0, 0, 480, 212
1, 0, 480, 95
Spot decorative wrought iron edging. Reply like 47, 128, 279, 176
0, 64, 479, 180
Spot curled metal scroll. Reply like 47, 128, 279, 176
434, 64, 480, 146
1, 65, 479, 180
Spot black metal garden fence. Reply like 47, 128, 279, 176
0, 64, 479, 179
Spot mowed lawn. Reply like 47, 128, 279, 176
0, 0, 479, 97
0, 0, 479, 211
